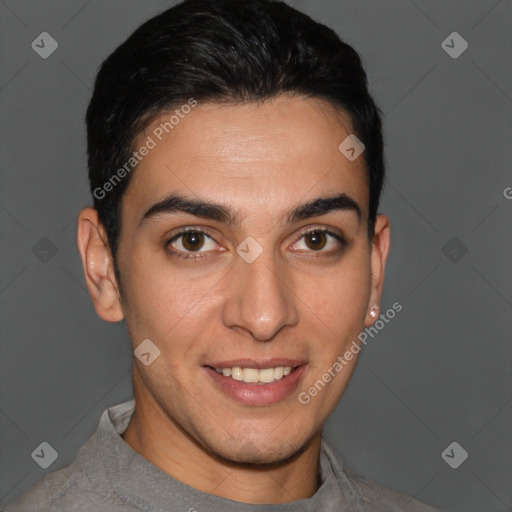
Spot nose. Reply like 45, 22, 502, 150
222, 249, 299, 341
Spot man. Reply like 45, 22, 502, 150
6, 0, 440, 510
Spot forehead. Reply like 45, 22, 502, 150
123, 95, 369, 224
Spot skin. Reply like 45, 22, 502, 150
77, 95, 390, 504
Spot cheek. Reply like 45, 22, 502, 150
122, 259, 220, 350
302, 252, 372, 325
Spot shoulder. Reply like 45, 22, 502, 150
4, 401, 138, 512
4, 461, 86, 512
3, 460, 128, 512
343, 466, 441, 512
320, 438, 440, 511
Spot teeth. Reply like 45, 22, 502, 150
214, 366, 294, 383
258, 368, 275, 383
242, 368, 259, 383
232, 367, 243, 381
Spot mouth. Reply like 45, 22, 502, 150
202, 360, 308, 406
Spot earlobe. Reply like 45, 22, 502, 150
364, 214, 391, 326
77, 207, 124, 323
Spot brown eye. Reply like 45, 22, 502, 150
290, 229, 346, 256
166, 228, 225, 261
304, 231, 327, 251
181, 232, 205, 251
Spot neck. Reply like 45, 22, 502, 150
121, 369, 322, 504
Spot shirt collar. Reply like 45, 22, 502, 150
77, 400, 355, 512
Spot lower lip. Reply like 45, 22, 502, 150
203, 365, 308, 406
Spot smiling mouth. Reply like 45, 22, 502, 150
203, 363, 308, 406
205, 365, 301, 385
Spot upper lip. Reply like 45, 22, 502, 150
204, 359, 308, 369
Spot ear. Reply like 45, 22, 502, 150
364, 214, 390, 327
76, 207, 124, 322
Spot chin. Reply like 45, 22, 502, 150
207, 433, 312, 468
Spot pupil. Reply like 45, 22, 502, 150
183, 232, 203, 251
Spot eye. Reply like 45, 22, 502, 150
166, 227, 346, 261
291, 229, 345, 254
167, 228, 220, 258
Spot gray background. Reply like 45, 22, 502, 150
0, 1, 511, 510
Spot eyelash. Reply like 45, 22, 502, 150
165, 227, 347, 261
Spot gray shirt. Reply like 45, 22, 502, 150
5, 400, 440, 511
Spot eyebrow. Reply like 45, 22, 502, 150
138, 192, 362, 228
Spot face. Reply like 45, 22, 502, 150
79, 95, 389, 465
